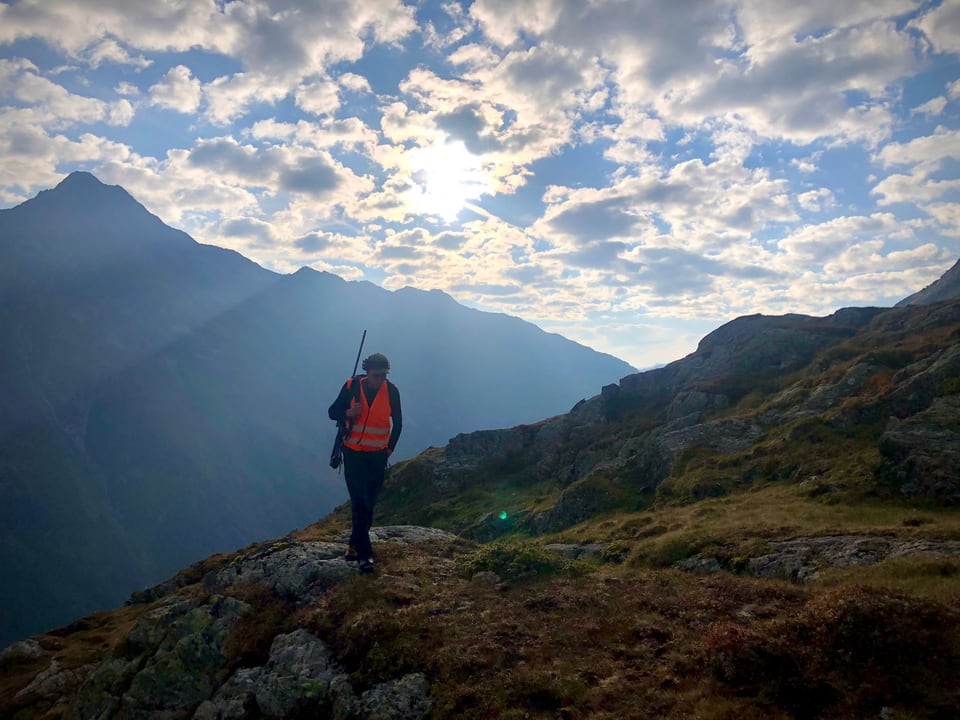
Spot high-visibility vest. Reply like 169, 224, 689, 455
343, 377, 392, 452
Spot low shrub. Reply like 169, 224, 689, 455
458, 541, 572, 582
703, 586, 960, 717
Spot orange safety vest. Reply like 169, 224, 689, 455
343, 377, 392, 452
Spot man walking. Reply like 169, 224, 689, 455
328, 352, 402, 574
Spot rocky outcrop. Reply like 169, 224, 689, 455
674, 535, 960, 582
532, 477, 618, 535
12, 527, 450, 720
881, 395, 960, 502
193, 629, 356, 720
658, 417, 765, 457
358, 672, 432, 720
884, 343, 960, 419
542, 543, 609, 561
209, 540, 356, 605
67, 593, 251, 719
618, 309, 881, 406
749, 536, 960, 581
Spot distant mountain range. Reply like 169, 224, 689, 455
0, 172, 635, 648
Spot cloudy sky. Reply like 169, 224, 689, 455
1, 0, 959, 369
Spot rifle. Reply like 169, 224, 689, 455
330, 329, 367, 469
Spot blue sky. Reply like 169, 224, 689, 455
1, 0, 959, 370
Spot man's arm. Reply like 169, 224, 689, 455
328, 380, 353, 423
388, 382, 402, 453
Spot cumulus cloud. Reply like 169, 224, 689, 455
913, 96, 948, 116
0, 114, 134, 191
777, 214, 900, 265
115, 81, 141, 97
736, 0, 920, 48
149, 65, 202, 113
546, 197, 644, 244
220, 216, 279, 248
537, 155, 795, 253
338, 72, 372, 94
295, 78, 340, 116
294, 231, 349, 253
911, 0, 960, 55
876, 127, 960, 168
0, 0, 418, 127
202, 72, 292, 125
86, 38, 152, 69
0, 59, 135, 128
0, 0, 219, 55
468, 1, 920, 147
872, 128, 960, 208
185, 135, 372, 202
662, 21, 914, 145
791, 154, 822, 173
278, 154, 343, 197
0, 0, 416, 74
872, 172, 960, 207
797, 188, 836, 212
924, 203, 960, 238
187, 137, 266, 183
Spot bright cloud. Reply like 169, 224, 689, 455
149, 65, 202, 113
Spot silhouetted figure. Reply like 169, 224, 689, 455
328, 353, 402, 573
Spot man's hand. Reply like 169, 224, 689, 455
345, 405, 362, 420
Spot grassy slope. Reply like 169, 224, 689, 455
305, 501, 960, 720
7, 479, 957, 718
300, 301, 960, 718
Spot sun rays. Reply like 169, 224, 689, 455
409, 140, 486, 222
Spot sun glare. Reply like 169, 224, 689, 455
411, 140, 485, 222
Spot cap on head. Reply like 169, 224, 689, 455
362, 352, 390, 373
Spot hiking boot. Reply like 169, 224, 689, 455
359, 558, 375, 574
344, 544, 359, 562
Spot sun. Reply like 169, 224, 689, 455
410, 140, 485, 222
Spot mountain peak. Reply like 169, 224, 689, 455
56, 171, 106, 189
22, 171, 143, 218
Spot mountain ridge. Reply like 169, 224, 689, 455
896, 257, 960, 307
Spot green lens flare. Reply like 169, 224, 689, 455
499, 511, 508, 520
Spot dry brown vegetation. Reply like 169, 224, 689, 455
0, 603, 151, 720
4, 482, 959, 719
288, 492, 960, 720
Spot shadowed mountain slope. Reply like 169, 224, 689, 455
896, 257, 960, 306
0, 173, 634, 648
0, 173, 278, 650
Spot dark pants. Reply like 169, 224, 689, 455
343, 447, 388, 561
